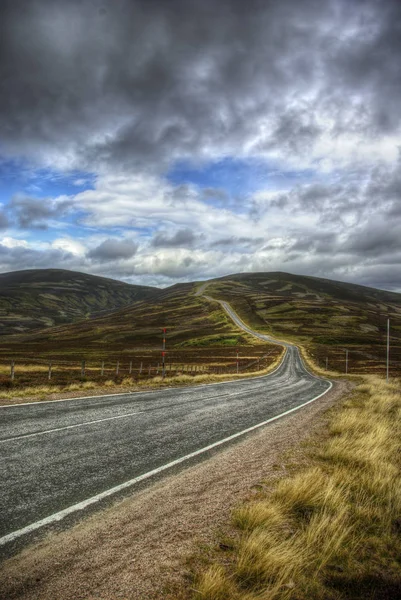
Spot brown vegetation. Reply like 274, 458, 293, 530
194, 375, 401, 600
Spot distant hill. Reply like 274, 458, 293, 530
0, 269, 160, 335
0, 269, 400, 376
202, 271, 401, 374
0, 281, 258, 362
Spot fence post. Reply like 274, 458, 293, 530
10, 360, 15, 381
48, 362, 52, 380
81, 360, 86, 377
101, 360, 104, 376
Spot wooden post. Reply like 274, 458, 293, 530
129, 361, 132, 375
116, 360, 119, 376
81, 360, 86, 377
101, 360, 104, 376
139, 361, 143, 375
148, 364, 151, 376
156, 362, 159, 375
10, 360, 15, 381
48, 362, 52, 380
325, 357, 328, 371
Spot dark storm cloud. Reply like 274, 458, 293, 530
151, 228, 197, 248
0, 244, 77, 271
87, 238, 138, 261
211, 236, 264, 247
8, 194, 72, 229
0, 0, 340, 171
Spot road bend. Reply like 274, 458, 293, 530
0, 299, 331, 552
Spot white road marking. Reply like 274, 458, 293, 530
0, 380, 332, 548
0, 380, 288, 443
0, 411, 142, 443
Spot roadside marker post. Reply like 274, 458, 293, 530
81, 360, 86, 377
101, 361, 104, 376
48, 362, 52, 381
162, 328, 166, 379
325, 357, 328, 371
386, 318, 390, 384
129, 361, 132, 375
236, 349, 239, 374
139, 361, 143, 375
116, 361, 119, 376
345, 350, 348, 374
10, 361, 15, 381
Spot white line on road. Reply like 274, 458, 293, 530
0, 381, 284, 443
0, 410, 143, 443
0, 380, 332, 548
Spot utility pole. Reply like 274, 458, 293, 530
386, 318, 390, 384
162, 328, 166, 379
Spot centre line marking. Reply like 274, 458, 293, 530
0, 380, 332, 548
0, 410, 143, 443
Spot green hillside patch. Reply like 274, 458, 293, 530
179, 334, 249, 347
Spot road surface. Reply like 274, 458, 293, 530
0, 300, 331, 552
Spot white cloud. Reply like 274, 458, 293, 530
52, 237, 86, 256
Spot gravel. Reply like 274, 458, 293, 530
0, 381, 349, 600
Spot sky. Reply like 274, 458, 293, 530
1, 0, 401, 290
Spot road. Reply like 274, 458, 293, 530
0, 299, 331, 551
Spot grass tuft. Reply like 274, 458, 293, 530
194, 376, 401, 599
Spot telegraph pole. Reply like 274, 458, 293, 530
162, 328, 166, 379
386, 318, 390, 384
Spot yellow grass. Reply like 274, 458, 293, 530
194, 377, 401, 599
0, 348, 285, 402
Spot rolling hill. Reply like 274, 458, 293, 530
202, 272, 401, 375
0, 268, 400, 377
0, 269, 160, 335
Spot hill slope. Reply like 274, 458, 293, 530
202, 272, 401, 375
0, 269, 400, 376
0, 269, 160, 334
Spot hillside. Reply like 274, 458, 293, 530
0, 269, 160, 334
202, 272, 401, 375
0, 269, 400, 377
0, 281, 277, 382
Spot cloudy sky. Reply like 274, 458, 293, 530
1, 0, 401, 290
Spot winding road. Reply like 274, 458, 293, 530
0, 299, 331, 553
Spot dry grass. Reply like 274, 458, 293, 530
194, 376, 401, 599
0, 349, 285, 402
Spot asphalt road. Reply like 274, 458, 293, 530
0, 300, 331, 551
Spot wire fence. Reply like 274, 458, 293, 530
0, 351, 277, 384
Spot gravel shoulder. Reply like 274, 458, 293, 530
0, 380, 349, 600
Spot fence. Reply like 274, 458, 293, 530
0, 352, 277, 384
